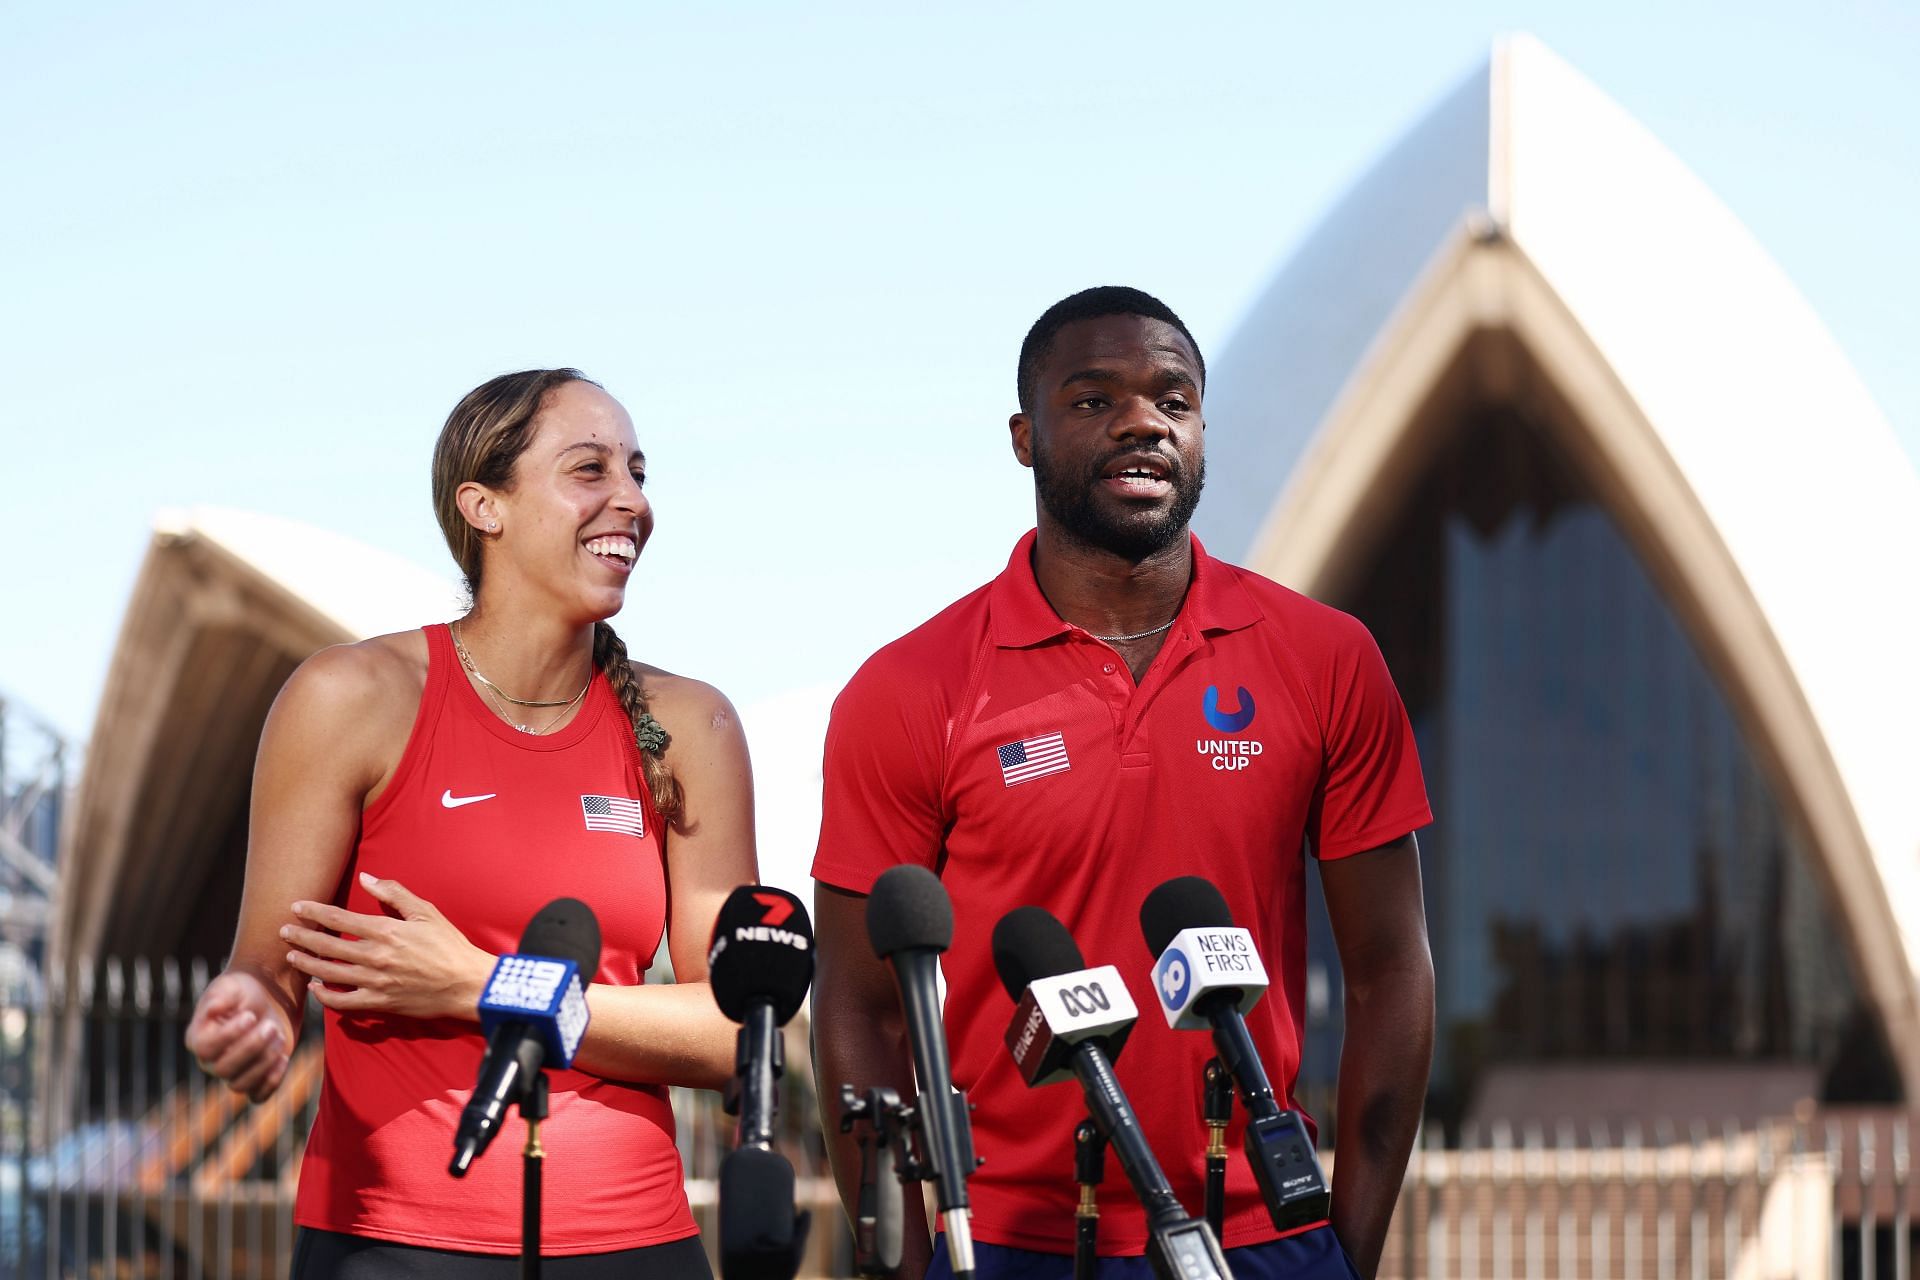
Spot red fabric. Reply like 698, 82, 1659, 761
813, 533, 1431, 1254
294, 624, 696, 1254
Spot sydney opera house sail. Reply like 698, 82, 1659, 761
1201, 36, 1920, 1122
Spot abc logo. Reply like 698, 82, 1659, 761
1057, 980, 1114, 1018
1156, 948, 1192, 1010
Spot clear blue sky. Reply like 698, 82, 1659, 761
4, 1, 1916, 744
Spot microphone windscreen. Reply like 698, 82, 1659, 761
719, 1146, 803, 1280
865, 864, 953, 958
990, 906, 1085, 1000
1139, 876, 1234, 957
517, 897, 603, 976
709, 885, 815, 1024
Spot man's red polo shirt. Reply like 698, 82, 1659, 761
813, 531, 1431, 1255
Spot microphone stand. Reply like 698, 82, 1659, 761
841, 1083, 978, 1279
839, 1085, 908, 1275
1202, 1058, 1232, 1239
1073, 1120, 1106, 1280
521, 1071, 550, 1280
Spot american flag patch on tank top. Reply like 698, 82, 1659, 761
581, 794, 645, 837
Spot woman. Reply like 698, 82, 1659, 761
183, 369, 754, 1276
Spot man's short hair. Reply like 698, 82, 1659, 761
1016, 286, 1205, 414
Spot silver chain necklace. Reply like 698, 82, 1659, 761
1090, 618, 1176, 644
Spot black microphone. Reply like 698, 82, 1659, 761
1140, 876, 1331, 1233
451, 897, 601, 1176
709, 885, 814, 1280
866, 865, 977, 1278
991, 907, 1230, 1280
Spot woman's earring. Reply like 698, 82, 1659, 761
486, 521, 499, 533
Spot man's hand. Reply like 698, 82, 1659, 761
282, 872, 494, 1021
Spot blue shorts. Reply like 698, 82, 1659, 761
928, 1226, 1359, 1280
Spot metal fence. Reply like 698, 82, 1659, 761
3, 959, 1914, 1279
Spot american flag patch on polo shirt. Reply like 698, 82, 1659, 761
581, 794, 645, 837
997, 732, 1070, 787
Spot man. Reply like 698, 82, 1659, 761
812, 287, 1433, 1280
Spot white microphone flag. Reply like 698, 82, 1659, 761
1151, 926, 1268, 1030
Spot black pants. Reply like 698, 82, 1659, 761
290, 1229, 712, 1280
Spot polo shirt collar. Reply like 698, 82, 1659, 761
988, 528, 1265, 649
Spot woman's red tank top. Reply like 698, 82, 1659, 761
293, 623, 697, 1254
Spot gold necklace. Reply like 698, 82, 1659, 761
481, 676, 589, 734
452, 620, 593, 733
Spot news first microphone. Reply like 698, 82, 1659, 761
1140, 876, 1332, 1234
866, 865, 978, 1279
709, 885, 814, 1280
991, 907, 1230, 1280
450, 897, 600, 1176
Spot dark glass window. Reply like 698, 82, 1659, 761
1297, 402, 1900, 1138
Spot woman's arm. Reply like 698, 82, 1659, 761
274, 657, 758, 1090
285, 668, 758, 1090
566, 671, 758, 1090
183, 638, 413, 1101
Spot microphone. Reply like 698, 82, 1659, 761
992, 907, 1230, 1280
1140, 876, 1331, 1233
865, 865, 978, 1279
450, 897, 600, 1176
709, 885, 814, 1280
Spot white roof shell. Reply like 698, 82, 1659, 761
1200, 36, 1920, 1092
57, 508, 459, 968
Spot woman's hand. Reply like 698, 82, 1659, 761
184, 970, 294, 1102
283, 872, 495, 1021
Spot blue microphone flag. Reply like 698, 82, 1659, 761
479, 954, 589, 1068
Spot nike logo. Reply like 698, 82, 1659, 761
441, 790, 497, 809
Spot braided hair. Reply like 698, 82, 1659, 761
593, 620, 681, 821
431, 369, 681, 823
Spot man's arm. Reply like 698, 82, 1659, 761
812, 882, 933, 1280
1318, 834, 1434, 1279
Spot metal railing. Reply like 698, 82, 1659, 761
1, 958, 842, 1279
0, 691, 68, 952
4, 958, 1913, 1278
1382, 1114, 1915, 1279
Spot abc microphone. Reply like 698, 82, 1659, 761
992, 907, 1230, 1280
709, 885, 815, 1280
1140, 876, 1331, 1233
865, 865, 978, 1279
451, 897, 600, 1176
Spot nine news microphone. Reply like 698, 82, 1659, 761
991, 907, 1231, 1280
1140, 876, 1331, 1233
709, 885, 814, 1280
450, 897, 600, 1176
866, 865, 978, 1278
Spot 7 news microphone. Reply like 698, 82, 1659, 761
709, 885, 815, 1280
992, 906, 1231, 1280
864, 865, 978, 1279
1140, 876, 1331, 1232
451, 897, 600, 1176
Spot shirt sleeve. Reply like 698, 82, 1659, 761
1306, 611, 1433, 860
811, 647, 949, 893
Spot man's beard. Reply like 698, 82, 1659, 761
1031, 444, 1206, 562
